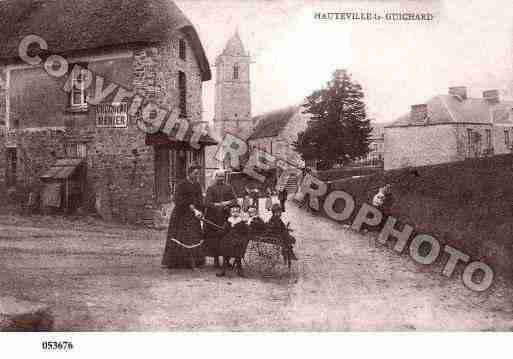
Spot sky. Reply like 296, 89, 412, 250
176, 0, 513, 124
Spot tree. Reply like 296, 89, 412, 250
294, 69, 372, 169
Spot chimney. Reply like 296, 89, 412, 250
411, 104, 428, 123
483, 89, 500, 103
449, 86, 467, 100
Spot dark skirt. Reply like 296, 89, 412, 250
162, 207, 204, 268
203, 226, 224, 258
219, 224, 249, 259
202, 207, 229, 257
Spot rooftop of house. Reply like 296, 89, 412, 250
387, 88, 513, 128
248, 106, 300, 140
0, 0, 211, 81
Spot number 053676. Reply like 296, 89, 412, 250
42, 341, 74, 350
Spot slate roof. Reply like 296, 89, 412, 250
248, 106, 299, 140
222, 31, 247, 57
0, 0, 211, 81
387, 95, 513, 128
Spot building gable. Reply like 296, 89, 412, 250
249, 106, 299, 140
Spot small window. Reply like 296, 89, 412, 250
505, 129, 510, 146
233, 63, 239, 80
178, 71, 187, 118
485, 129, 491, 149
467, 128, 472, 150
70, 67, 88, 110
192, 150, 203, 166
6, 148, 16, 187
66, 143, 87, 159
179, 39, 186, 60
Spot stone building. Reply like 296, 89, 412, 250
0, 0, 216, 225
385, 87, 513, 170
213, 31, 252, 140
204, 30, 252, 180
247, 105, 309, 167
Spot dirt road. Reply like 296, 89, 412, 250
0, 203, 512, 330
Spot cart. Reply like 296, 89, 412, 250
245, 227, 296, 273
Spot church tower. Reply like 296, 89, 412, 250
214, 30, 252, 139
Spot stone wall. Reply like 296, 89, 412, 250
213, 47, 252, 139
0, 30, 207, 225
385, 123, 507, 170
247, 109, 308, 168
384, 124, 459, 170
453, 123, 495, 160
0, 126, 154, 224
279, 109, 308, 166
324, 154, 513, 280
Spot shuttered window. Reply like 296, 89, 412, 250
179, 39, 186, 60
6, 148, 16, 187
70, 66, 88, 110
178, 71, 187, 118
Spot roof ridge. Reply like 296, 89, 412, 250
0, 0, 211, 81
438, 95, 457, 123
252, 105, 299, 119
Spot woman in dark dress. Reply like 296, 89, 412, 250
161, 166, 204, 269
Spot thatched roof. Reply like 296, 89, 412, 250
0, 0, 211, 81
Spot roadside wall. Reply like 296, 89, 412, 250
316, 154, 513, 279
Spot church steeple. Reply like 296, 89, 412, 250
222, 29, 247, 57
214, 30, 252, 140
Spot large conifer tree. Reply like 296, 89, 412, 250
294, 70, 372, 169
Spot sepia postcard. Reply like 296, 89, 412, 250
0, 0, 512, 356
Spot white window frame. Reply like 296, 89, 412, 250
70, 69, 88, 110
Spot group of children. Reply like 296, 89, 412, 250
216, 202, 298, 277
241, 185, 288, 214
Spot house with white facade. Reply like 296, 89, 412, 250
385, 87, 513, 170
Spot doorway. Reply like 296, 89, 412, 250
175, 149, 187, 181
